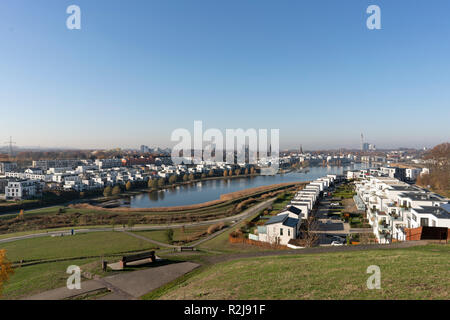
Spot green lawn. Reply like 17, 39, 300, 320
153, 244, 450, 300
1, 258, 98, 300
132, 225, 213, 245
1, 231, 155, 262
0, 231, 159, 299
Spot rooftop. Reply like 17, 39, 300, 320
265, 214, 288, 226
414, 206, 450, 220
283, 217, 299, 228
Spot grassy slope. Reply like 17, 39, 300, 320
154, 244, 450, 300
1, 231, 155, 262
132, 225, 212, 245
2, 258, 97, 300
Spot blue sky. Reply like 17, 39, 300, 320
1, 0, 449, 150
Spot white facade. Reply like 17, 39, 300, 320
5, 180, 44, 200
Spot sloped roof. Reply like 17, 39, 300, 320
265, 214, 288, 225
441, 203, 450, 213
283, 217, 299, 228
286, 206, 302, 215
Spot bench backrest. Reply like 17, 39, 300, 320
121, 251, 155, 263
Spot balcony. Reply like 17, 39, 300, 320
389, 214, 403, 222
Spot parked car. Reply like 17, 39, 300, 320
330, 202, 340, 206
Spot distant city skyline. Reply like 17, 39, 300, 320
0, 136, 437, 152
1, 1, 449, 150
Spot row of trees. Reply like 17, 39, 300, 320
102, 167, 258, 197
416, 142, 450, 197
147, 167, 257, 190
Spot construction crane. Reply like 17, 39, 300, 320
4, 136, 16, 158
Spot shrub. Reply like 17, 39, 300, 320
103, 186, 112, 197
165, 228, 174, 244
207, 222, 225, 234
112, 185, 121, 196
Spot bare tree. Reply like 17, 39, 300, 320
300, 217, 320, 247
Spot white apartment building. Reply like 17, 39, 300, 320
5, 180, 44, 200
95, 159, 123, 169
0, 162, 17, 174
355, 175, 449, 243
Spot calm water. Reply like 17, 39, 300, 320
129, 164, 368, 208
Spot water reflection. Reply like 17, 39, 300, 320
130, 164, 368, 208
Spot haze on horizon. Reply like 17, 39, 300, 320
1, 1, 449, 151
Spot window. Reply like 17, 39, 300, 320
288, 229, 290, 236
420, 218, 429, 227
280, 228, 283, 236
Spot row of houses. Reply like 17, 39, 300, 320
354, 173, 449, 243
256, 175, 339, 245
0, 159, 255, 200
347, 166, 429, 183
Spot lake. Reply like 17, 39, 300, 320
128, 163, 368, 208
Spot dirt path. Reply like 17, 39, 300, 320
122, 230, 176, 248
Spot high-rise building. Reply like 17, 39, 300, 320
140, 145, 150, 153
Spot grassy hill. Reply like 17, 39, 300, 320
150, 244, 449, 300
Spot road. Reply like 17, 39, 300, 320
0, 198, 276, 245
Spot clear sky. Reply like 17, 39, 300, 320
1, 0, 449, 150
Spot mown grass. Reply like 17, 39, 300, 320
0, 231, 161, 299
1, 231, 155, 262
1, 258, 98, 300
154, 244, 450, 300
132, 225, 213, 245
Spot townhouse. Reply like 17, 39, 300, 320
257, 175, 336, 246
258, 213, 301, 245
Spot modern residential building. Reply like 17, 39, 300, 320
354, 172, 449, 243
258, 214, 300, 245
0, 161, 17, 174
32, 159, 81, 170
5, 180, 44, 200
256, 175, 336, 246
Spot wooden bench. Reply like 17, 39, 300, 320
120, 251, 156, 268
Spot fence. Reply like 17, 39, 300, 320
405, 226, 449, 241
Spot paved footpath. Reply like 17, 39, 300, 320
23, 261, 199, 300
0, 198, 276, 245
202, 240, 430, 264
